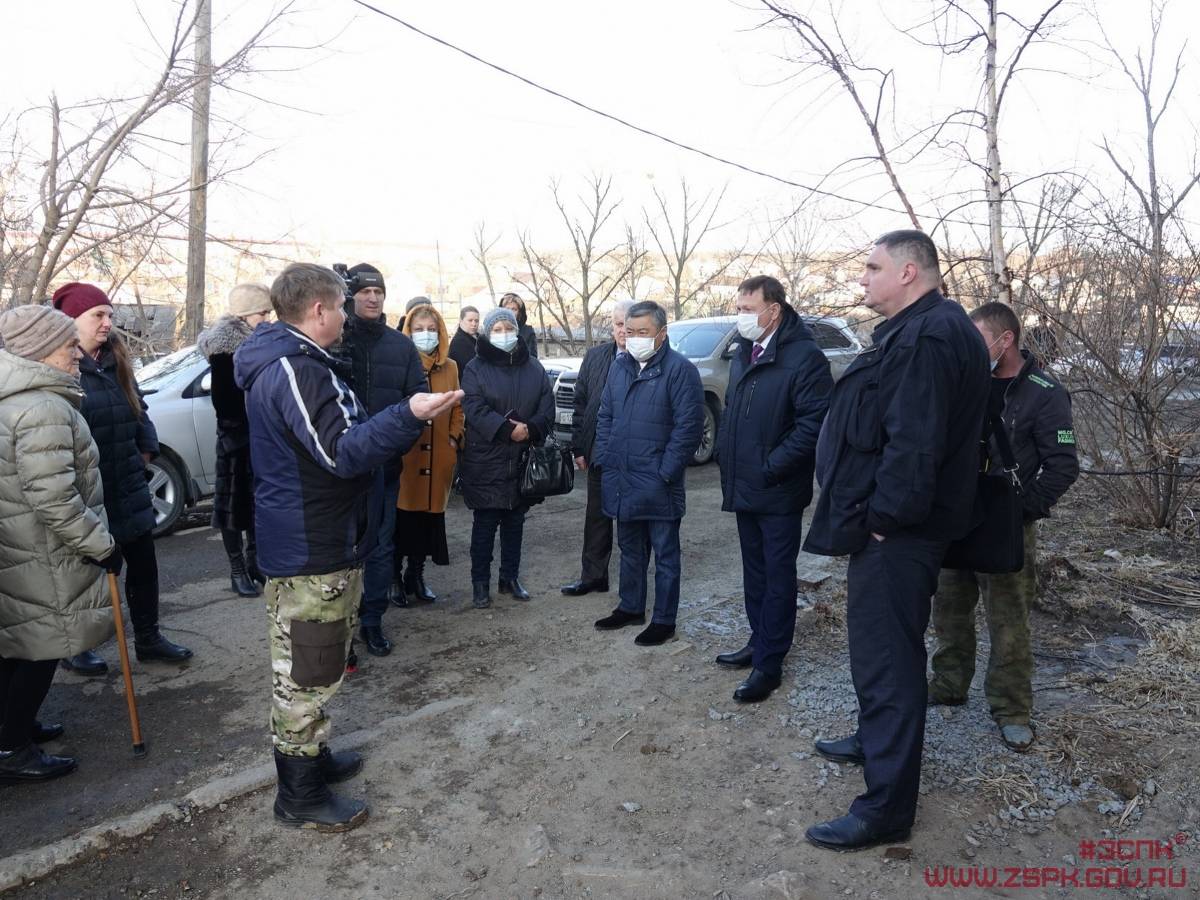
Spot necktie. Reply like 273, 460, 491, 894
751, 343, 763, 365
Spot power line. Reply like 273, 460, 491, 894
346, 0, 978, 224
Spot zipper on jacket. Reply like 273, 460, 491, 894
744, 379, 757, 418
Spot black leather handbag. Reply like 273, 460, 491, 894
943, 414, 1025, 574
520, 438, 574, 498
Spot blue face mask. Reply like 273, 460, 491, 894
412, 331, 438, 353
491, 331, 518, 352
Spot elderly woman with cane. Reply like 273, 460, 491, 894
0, 305, 121, 784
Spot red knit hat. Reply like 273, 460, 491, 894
51, 282, 112, 319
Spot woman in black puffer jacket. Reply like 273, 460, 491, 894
197, 284, 273, 597
53, 283, 193, 675
459, 307, 553, 608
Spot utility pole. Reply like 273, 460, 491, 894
185, 0, 212, 342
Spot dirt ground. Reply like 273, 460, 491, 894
4, 466, 1198, 899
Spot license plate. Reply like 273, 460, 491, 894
557, 410, 573, 425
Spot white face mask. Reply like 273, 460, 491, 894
986, 335, 1004, 372
412, 331, 438, 353
737, 310, 768, 341
491, 331, 518, 352
626, 335, 658, 362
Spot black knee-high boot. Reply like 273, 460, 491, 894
222, 528, 260, 597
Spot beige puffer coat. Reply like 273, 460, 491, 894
0, 350, 115, 660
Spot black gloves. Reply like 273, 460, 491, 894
89, 544, 124, 576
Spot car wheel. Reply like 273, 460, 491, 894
691, 402, 717, 466
147, 455, 186, 536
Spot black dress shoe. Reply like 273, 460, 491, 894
358, 624, 392, 657
62, 650, 107, 676
715, 644, 753, 669
498, 578, 531, 600
317, 746, 363, 783
0, 744, 78, 784
814, 734, 866, 766
134, 631, 193, 662
560, 578, 609, 596
634, 623, 675, 646
805, 813, 910, 852
594, 609, 645, 630
32, 721, 65, 743
733, 669, 782, 703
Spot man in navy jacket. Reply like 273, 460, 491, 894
592, 301, 703, 646
336, 263, 427, 657
801, 231, 989, 852
235, 263, 460, 833
715, 276, 832, 703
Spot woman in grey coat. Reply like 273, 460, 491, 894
0, 305, 121, 784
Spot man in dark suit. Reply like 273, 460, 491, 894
714, 276, 832, 703
562, 300, 633, 596
802, 231, 989, 851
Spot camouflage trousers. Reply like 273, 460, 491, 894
266, 567, 362, 757
930, 523, 1037, 726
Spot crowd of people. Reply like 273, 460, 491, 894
0, 229, 1079, 852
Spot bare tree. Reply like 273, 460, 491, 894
1, 1, 296, 320
1028, 2, 1200, 531
646, 178, 743, 320
469, 221, 500, 303
618, 225, 652, 302
515, 175, 635, 352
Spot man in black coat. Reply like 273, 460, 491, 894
337, 263, 428, 658
802, 231, 989, 852
714, 276, 832, 703
448, 305, 480, 376
561, 299, 633, 597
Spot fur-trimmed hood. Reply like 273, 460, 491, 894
198, 314, 254, 360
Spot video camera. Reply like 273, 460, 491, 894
331, 263, 354, 302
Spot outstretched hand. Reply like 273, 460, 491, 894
409, 390, 464, 420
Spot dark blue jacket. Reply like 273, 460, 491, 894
234, 322, 425, 577
78, 343, 159, 544
716, 314, 833, 514
458, 336, 554, 511
594, 341, 704, 521
804, 291, 989, 557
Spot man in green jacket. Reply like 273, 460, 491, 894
930, 301, 1079, 752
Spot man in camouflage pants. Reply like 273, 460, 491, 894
235, 263, 461, 831
930, 302, 1078, 753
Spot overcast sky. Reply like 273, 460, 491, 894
6, 0, 1199, 260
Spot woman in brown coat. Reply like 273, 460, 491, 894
393, 305, 465, 603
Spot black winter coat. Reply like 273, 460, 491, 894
448, 327, 477, 378
804, 291, 990, 557
594, 342, 704, 521
337, 311, 427, 417
78, 343, 159, 544
992, 350, 1079, 521
459, 336, 554, 511
570, 340, 619, 460
716, 314, 833, 514
198, 314, 255, 532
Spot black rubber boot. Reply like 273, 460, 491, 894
273, 749, 368, 832
404, 558, 437, 603
472, 582, 492, 609
228, 552, 261, 597
318, 745, 363, 784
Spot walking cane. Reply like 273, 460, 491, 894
107, 573, 147, 758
